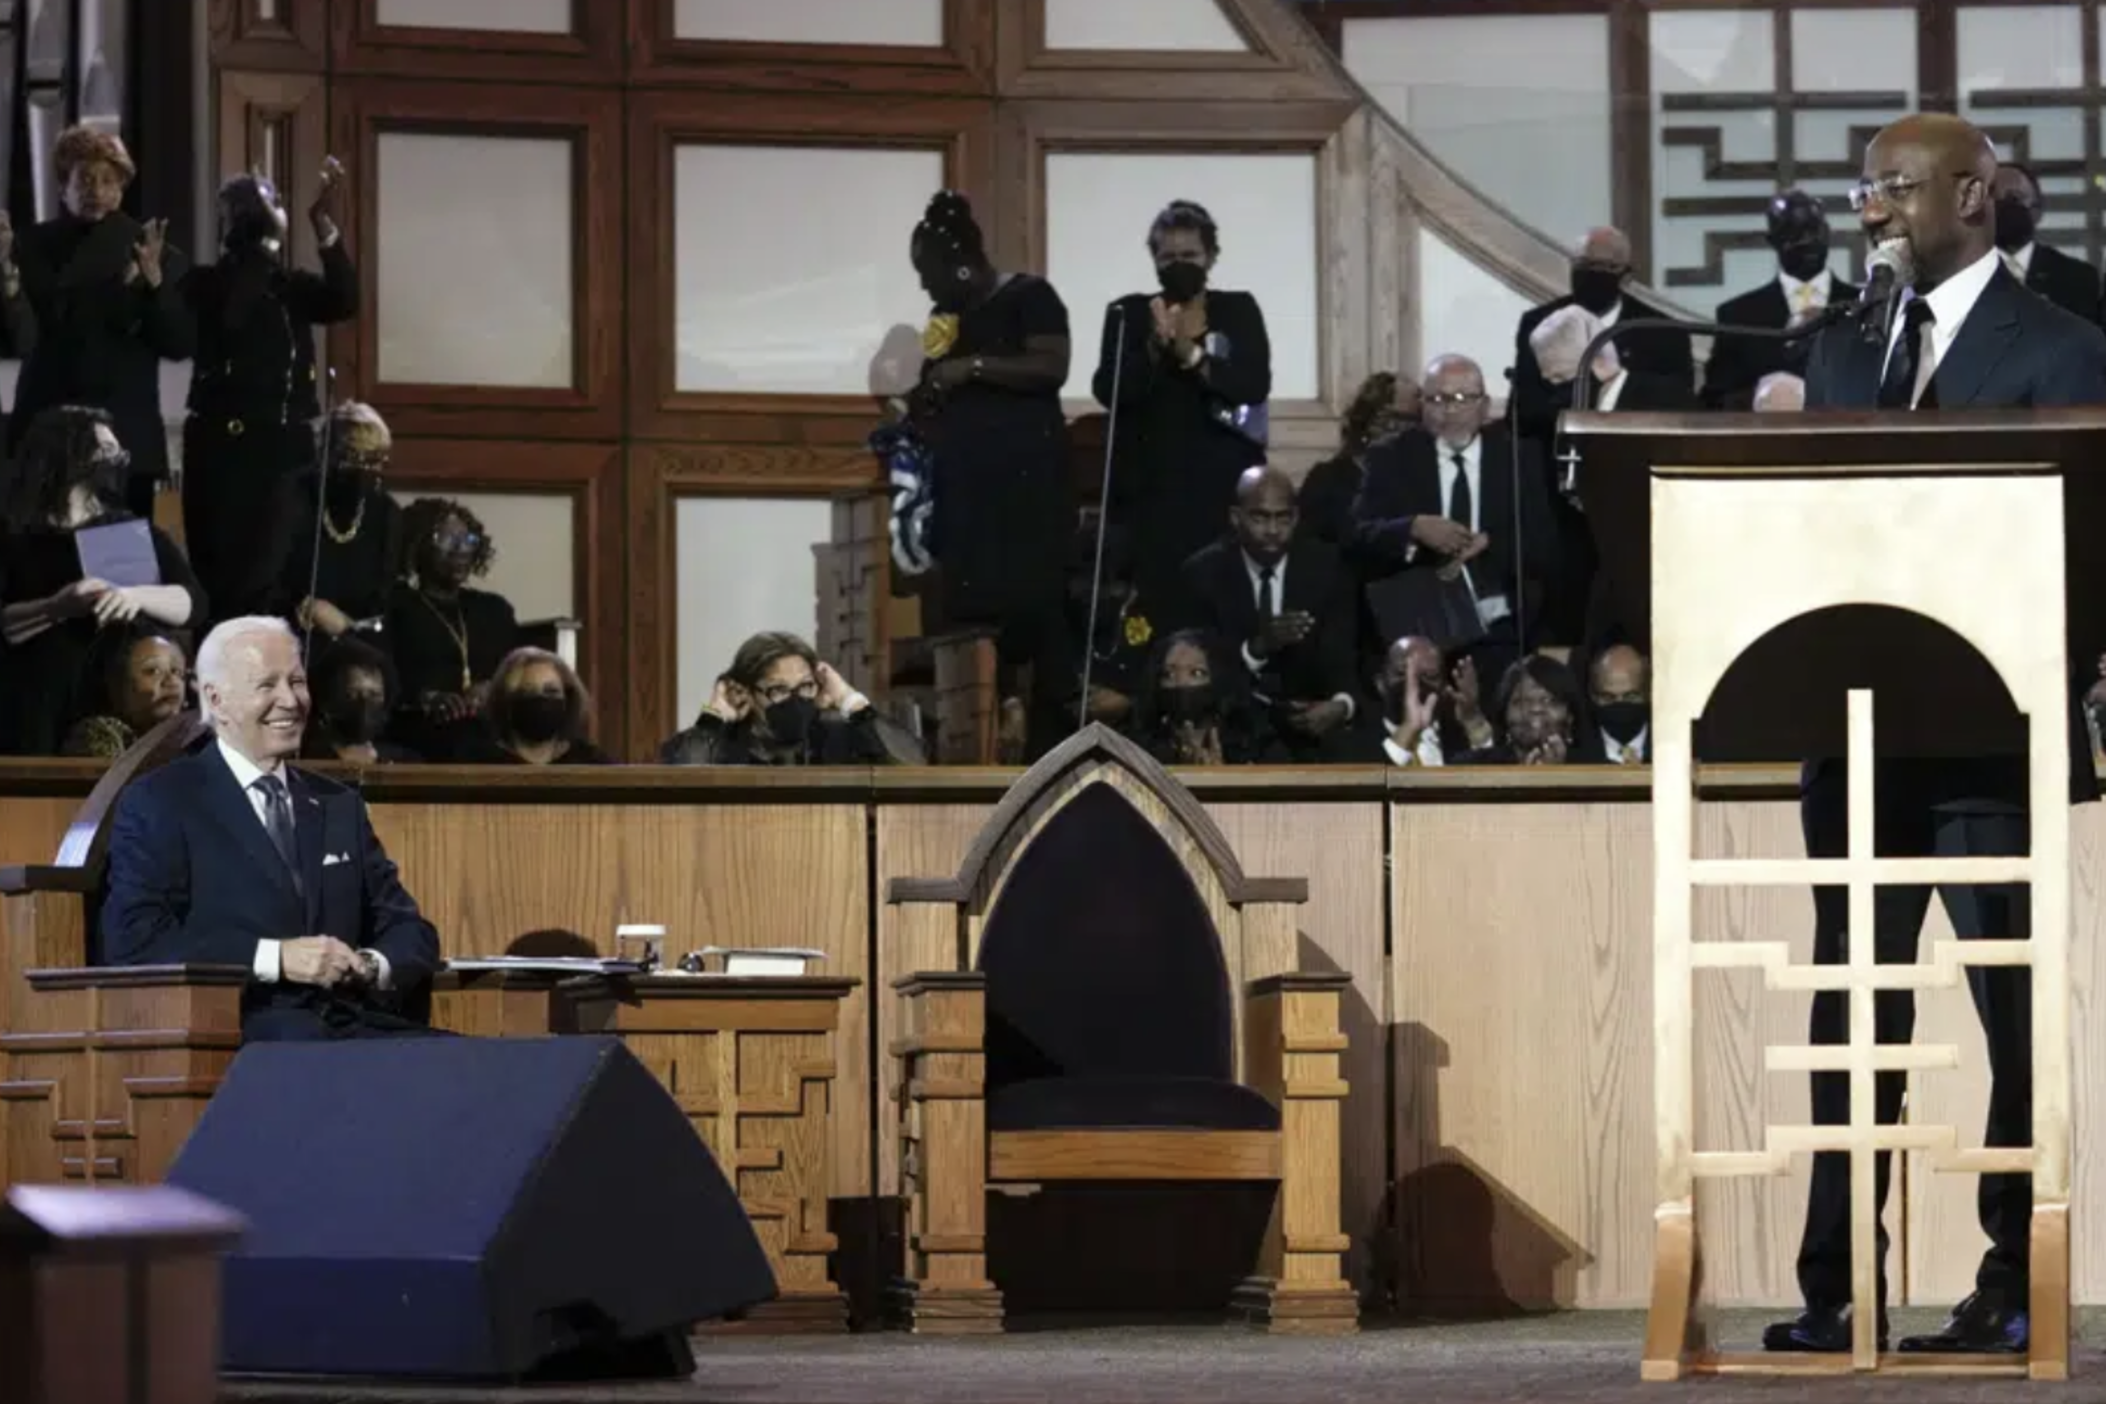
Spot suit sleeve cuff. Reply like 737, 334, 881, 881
1241, 642, 1263, 674
1333, 694, 1357, 721
367, 950, 393, 991
1382, 736, 1416, 766
253, 939, 282, 983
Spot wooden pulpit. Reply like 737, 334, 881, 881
1564, 408, 2106, 1381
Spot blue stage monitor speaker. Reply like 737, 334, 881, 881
167, 1036, 776, 1380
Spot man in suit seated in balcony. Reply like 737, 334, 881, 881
101, 615, 441, 1041
1702, 190, 1859, 411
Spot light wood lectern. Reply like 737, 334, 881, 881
1563, 409, 2106, 1382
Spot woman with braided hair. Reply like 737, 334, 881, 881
907, 190, 1076, 755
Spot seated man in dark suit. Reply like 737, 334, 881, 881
1991, 161, 2101, 324
1702, 190, 1860, 410
1177, 467, 1360, 761
101, 615, 441, 1041
1353, 352, 1558, 687
1511, 225, 1694, 441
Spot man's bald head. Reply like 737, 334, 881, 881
1589, 644, 1649, 701
1229, 465, 1298, 565
1577, 227, 1632, 268
1860, 113, 1999, 283
1382, 635, 1444, 695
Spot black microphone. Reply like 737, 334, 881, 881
300, 366, 337, 662
1856, 240, 1911, 347
1503, 366, 1528, 659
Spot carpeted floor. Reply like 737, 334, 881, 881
217, 1310, 2104, 1404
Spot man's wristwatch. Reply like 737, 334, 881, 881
353, 949, 381, 985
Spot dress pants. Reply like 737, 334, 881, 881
1795, 762, 2033, 1308
181, 416, 312, 626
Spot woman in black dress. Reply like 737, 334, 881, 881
284, 402, 404, 640
1126, 628, 1285, 767
908, 191, 1076, 754
383, 497, 520, 743
1093, 200, 1273, 611
437, 646, 611, 767
0, 405, 206, 754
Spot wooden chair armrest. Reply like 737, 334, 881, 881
24, 964, 250, 992
0, 865, 94, 897
893, 970, 986, 996
1245, 971, 1352, 999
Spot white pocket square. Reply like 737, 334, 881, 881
322, 852, 352, 867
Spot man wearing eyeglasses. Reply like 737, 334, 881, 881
1765, 112, 2106, 1360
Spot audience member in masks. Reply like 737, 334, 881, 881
1094, 200, 1272, 611
10, 128, 193, 517
283, 402, 403, 640
383, 497, 521, 743
1127, 628, 1284, 766
0, 405, 206, 754
1703, 191, 1858, 410
906, 191, 1075, 757
1511, 226, 1692, 441
1990, 161, 2101, 323
1298, 371, 1418, 567
1356, 352, 1558, 679
182, 159, 358, 624
1177, 467, 1360, 762
440, 646, 609, 766
302, 635, 417, 764
1588, 643, 1650, 763
1067, 524, 1157, 727
660, 632, 898, 767
60, 629, 189, 759
1465, 655, 1585, 766
1371, 636, 1494, 767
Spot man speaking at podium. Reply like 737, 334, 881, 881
1765, 114, 2106, 1357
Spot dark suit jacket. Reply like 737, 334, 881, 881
1177, 538, 1357, 708
1804, 261, 2106, 805
9, 212, 194, 482
1513, 292, 1695, 441
100, 745, 441, 1026
1701, 275, 1862, 410
1352, 425, 1559, 629
2022, 243, 2101, 326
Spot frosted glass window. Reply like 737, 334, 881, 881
1044, 0, 1246, 52
675, 497, 833, 728
375, 133, 575, 389
1046, 152, 1319, 401
674, 144, 942, 395
674, 0, 942, 47
1416, 227, 1533, 388
374, 0, 572, 32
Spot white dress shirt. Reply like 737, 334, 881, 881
217, 737, 390, 989
1433, 436, 1512, 627
1383, 726, 1444, 768
2002, 242, 2037, 280
1601, 725, 1649, 765
1237, 552, 1356, 721
1881, 245, 2001, 408
1779, 267, 1834, 319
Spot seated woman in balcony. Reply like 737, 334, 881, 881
0, 404, 206, 754
660, 631, 899, 767
302, 635, 419, 765
60, 629, 190, 759
438, 646, 609, 766
1126, 628, 1285, 766
1464, 654, 1586, 766
383, 495, 520, 749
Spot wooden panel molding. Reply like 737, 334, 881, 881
215, 70, 330, 276
208, 0, 327, 70
330, 0, 626, 83
328, 78, 624, 441
626, 90, 997, 442
622, 442, 881, 753
626, 0, 996, 95
387, 437, 625, 756
997, 0, 1356, 103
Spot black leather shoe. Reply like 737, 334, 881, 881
1761, 1303, 1888, 1353
1897, 1291, 2028, 1354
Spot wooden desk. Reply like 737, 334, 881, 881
429, 969, 573, 1038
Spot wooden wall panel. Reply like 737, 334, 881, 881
0, 798, 81, 870
626, 0, 997, 95
208, 0, 328, 71
366, 798, 874, 1198
386, 438, 626, 756
327, 78, 624, 439
998, 0, 1350, 103
330, 0, 627, 83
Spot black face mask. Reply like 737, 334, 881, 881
1994, 198, 2038, 254
1158, 261, 1208, 304
219, 176, 285, 252
508, 694, 569, 744
1595, 701, 1649, 745
1569, 266, 1624, 316
1777, 240, 1830, 282
325, 470, 373, 507
763, 695, 819, 747
1160, 683, 1217, 727
328, 697, 389, 745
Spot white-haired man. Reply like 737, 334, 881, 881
100, 615, 441, 1040
1510, 225, 1695, 440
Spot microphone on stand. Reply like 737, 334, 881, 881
300, 365, 338, 662
1856, 239, 1913, 347
1503, 367, 1528, 659
1077, 300, 1128, 731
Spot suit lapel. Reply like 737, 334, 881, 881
291, 771, 327, 934
199, 750, 304, 917
1930, 267, 2024, 409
